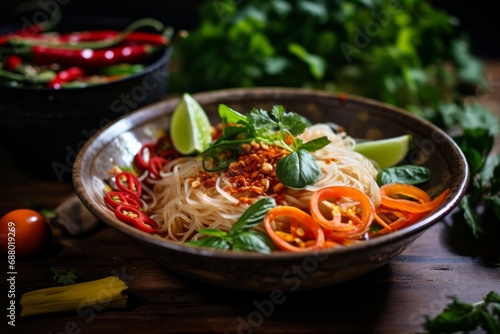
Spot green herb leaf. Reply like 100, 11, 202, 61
196, 228, 228, 238
230, 198, 276, 233
276, 149, 321, 189
218, 103, 248, 125
232, 230, 273, 253
300, 136, 330, 152
424, 291, 500, 333
272, 105, 307, 137
186, 236, 231, 250
188, 199, 275, 253
377, 165, 430, 186
50, 267, 81, 285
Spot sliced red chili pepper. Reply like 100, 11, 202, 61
115, 171, 142, 197
114, 205, 158, 234
155, 135, 179, 159
133, 143, 156, 172
104, 191, 142, 210
148, 156, 169, 179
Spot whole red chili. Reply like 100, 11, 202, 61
58, 30, 168, 45
31, 44, 161, 67
5, 55, 22, 71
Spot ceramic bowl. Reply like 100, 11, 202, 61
73, 87, 469, 291
0, 16, 172, 181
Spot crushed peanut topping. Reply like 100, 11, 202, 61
194, 142, 290, 197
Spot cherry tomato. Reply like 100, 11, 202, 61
0, 209, 52, 258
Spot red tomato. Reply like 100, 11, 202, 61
0, 209, 52, 258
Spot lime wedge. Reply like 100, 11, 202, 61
354, 134, 411, 169
170, 93, 212, 155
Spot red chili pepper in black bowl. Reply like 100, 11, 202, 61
49, 66, 84, 89
29, 44, 163, 67
58, 30, 169, 46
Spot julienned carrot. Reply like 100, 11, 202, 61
264, 184, 450, 252
372, 184, 450, 235
309, 186, 375, 240
264, 206, 325, 252
379, 184, 450, 213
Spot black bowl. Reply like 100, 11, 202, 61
0, 16, 172, 181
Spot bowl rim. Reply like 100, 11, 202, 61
73, 87, 470, 260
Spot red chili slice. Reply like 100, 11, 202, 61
133, 143, 156, 172
104, 191, 142, 210
115, 171, 142, 197
114, 205, 158, 234
148, 156, 169, 179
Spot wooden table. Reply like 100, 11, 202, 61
1, 65, 500, 334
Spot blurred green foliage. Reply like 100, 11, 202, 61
171, 0, 484, 122
170, 0, 500, 250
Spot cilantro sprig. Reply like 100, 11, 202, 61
50, 267, 81, 285
424, 291, 500, 333
201, 104, 330, 189
187, 198, 276, 253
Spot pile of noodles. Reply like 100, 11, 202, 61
143, 123, 380, 243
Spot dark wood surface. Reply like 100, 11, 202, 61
1, 64, 500, 334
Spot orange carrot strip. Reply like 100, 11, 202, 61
264, 206, 324, 252
309, 186, 375, 240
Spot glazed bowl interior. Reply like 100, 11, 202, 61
73, 87, 469, 291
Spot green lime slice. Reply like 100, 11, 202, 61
354, 134, 412, 169
170, 93, 212, 155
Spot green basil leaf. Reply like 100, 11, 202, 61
230, 197, 276, 233
377, 165, 430, 185
186, 236, 231, 250
231, 230, 274, 253
196, 228, 228, 238
300, 136, 330, 152
276, 149, 321, 189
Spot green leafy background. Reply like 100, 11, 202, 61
169, 0, 500, 253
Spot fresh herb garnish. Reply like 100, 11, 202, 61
424, 291, 500, 333
377, 165, 431, 186
50, 267, 81, 285
201, 104, 330, 189
187, 198, 276, 253
454, 128, 500, 244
